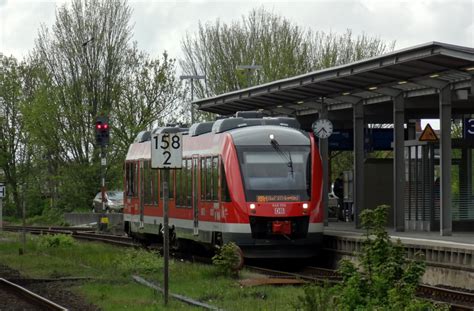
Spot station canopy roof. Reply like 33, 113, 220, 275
193, 42, 473, 117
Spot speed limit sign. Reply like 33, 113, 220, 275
151, 133, 183, 169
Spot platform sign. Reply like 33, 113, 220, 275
464, 118, 474, 140
0, 183, 5, 198
151, 133, 183, 169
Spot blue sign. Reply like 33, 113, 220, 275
328, 129, 393, 151
464, 118, 474, 140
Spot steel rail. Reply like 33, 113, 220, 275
0, 278, 67, 311
71, 231, 137, 247
245, 265, 474, 310
4, 226, 473, 309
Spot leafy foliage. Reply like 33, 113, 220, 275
297, 205, 446, 310
181, 7, 395, 120
212, 242, 242, 277
294, 282, 338, 311
1, 0, 182, 218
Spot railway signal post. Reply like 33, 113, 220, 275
151, 130, 183, 306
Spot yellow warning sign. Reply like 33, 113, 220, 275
419, 123, 438, 142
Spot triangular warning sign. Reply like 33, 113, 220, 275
419, 123, 438, 142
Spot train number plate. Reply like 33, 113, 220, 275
274, 207, 286, 215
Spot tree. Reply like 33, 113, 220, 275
22, 0, 182, 211
180, 7, 395, 119
0, 55, 28, 216
112, 48, 182, 157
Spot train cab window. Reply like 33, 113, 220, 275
237, 146, 311, 202
126, 162, 137, 197
159, 170, 175, 199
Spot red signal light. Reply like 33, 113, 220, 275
103, 124, 108, 130
96, 124, 102, 130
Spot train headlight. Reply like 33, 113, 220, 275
302, 203, 309, 209
250, 203, 256, 210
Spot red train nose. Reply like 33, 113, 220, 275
272, 220, 292, 235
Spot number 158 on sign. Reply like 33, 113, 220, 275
151, 133, 183, 169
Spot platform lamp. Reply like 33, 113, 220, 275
180, 75, 205, 124
236, 64, 262, 88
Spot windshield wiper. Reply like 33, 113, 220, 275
270, 139, 294, 176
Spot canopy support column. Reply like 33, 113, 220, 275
353, 100, 364, 228
393, 93, 405, 232
439, 85, 452, 236
320, 98, 329, 226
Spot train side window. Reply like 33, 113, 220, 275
151, 168, 158, 205
186, 159, 192, 207
126, 162, 137, 197
200, 158, 206, 200
144, 161, 154, 204
182, 158, 188, 207
126, 162, 131, 196
221, 162, 231, 202
176, 159, 186, 207
206, 157, 212, 201
212, 157, 218, 201
159, 170, 175, 200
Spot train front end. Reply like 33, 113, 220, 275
222, 124, 323, 258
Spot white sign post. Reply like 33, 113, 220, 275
151, 132, 183, 306
0, 183, 4, 231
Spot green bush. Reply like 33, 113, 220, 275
212, 242, 242, 277
37, 234, 75, 248
297, 205, 447, 310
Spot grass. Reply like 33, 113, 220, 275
0, 232, 303, 310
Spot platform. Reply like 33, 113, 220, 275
323, 221, 474, 290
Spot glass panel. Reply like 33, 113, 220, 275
212, 157, 219, 201
201, 158, 206, 200
187, 159, 192, 207
206, 157, 212, 201
237, 146, 311, 202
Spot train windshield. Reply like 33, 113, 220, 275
237, 146, 311, 202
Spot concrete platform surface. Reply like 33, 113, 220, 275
324, 221, 474, 251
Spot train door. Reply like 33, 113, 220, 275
192, 155, 199, 235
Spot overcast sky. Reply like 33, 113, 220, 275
0, 0, 472, 128
1, 0, 472, 63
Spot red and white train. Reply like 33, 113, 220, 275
123, 112, 323, 258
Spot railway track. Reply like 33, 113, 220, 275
2, 225, 137, 247
3, 225, 474, 309
246, 265, 474, 310
3, 225, 93, 235
0, 278, 67, 310
71, 231, 137, 247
